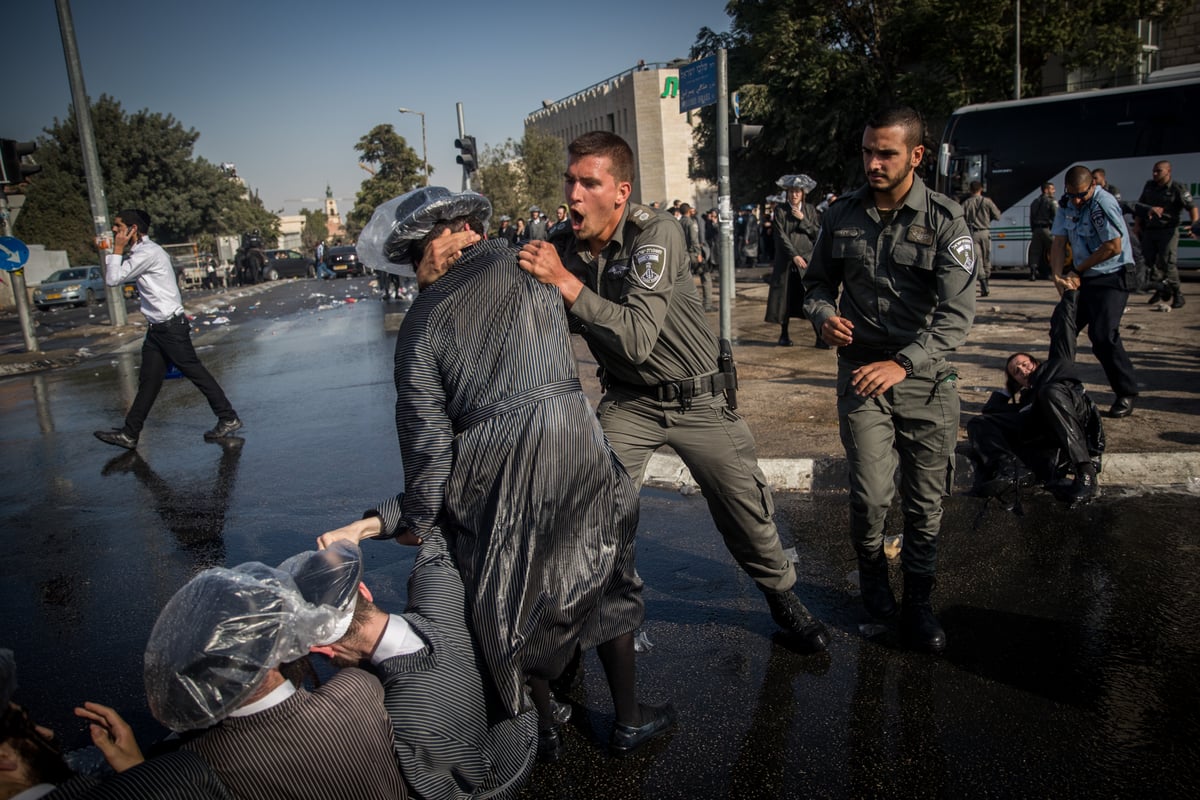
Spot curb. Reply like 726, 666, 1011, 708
642, 451, 1200, 493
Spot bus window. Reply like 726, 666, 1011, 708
947, 154, 986, 199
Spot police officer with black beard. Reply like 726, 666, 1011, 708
1134, 160, 1198, 309
804, 107, 975, 654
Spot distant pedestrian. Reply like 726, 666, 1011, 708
679, 203, 712, 311
739, 205, 759, 267
1134, 160, 1197, 308
1051, 164, 1139, 418
961, 181, 1001, 297
527, 206, 548, 241
94, 209, 242, 450
1028, 182, 1056, 280
316, 240, 334, 279
766, 174, 820, 347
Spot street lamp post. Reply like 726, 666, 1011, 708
397, 107, 428, 186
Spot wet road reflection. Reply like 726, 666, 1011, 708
1, 283, 1197, 798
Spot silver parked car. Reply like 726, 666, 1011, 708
33, 266, 107, 311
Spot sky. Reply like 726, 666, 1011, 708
9, 0, 734, 218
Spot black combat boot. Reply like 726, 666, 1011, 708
1172, 288, 1185, 309
857, 550, 897, 620
901, 573, 946, 654
979, 278, 990, 297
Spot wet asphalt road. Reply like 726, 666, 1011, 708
1, 276, 1198, 799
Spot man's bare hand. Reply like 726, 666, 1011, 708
793, 256, 807, 269
75, 702, 144, 773
417, 229, 481, 289
820, 315, 854, 347
851, 360, 906, 398
517, 241, 583, 303
1053, 273, 1079, 297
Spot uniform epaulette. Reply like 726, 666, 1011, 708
626, 203, 658, 231
929, 191, 965, 218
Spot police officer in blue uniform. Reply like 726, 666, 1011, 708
1051, 165, 1139, 418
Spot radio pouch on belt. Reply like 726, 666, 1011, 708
718, 338, 739, 410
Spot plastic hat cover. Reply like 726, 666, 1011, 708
277, 542, 363, 646
357, 187, 492, 275
143, 560, 351, 732
775, 174, 817, 193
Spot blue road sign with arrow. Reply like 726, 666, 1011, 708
0, 236, 30, 272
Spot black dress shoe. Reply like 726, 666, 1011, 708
1054, 472, 1100, 508
204, 417, 243, 440
537, 725, 565, 763
777, 336, 793, 347
1108, 397, 1135, 418
609, 703, 677, 755
94, 429, 138, 450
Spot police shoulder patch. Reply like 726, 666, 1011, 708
947, 235, 976, 273
628, 204, 654, 229
630, 245, 667, 289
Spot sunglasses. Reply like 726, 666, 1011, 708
1063, 189, 1090, 201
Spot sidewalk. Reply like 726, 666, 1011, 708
3, 271, 1198, 491
626, 269, 1200, 493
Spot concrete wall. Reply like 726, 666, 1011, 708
1161, 2, 1200, 69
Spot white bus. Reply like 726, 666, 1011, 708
936, 74, 1200, 270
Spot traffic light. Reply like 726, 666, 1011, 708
0, 139, 41, 186
455, 136, 478, 174
729, 123, 763, 154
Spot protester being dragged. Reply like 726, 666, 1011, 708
766, 174, 821, 347
312, 530, 536, 799
967, 288, 1105, 508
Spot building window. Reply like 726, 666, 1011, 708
607, 113, 615, 131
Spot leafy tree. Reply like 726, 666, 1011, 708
15, 95, 275, 265
300, 208, 328, 250
345, 125, 426, 238
475, 128, 565, 232
690, 1, 1180, 206
475, 139, 525, 227
522, 128, 565, 217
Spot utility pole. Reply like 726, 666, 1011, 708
55, 0, 126, 325
1014, 1, 1022, 100
716, 48, 734, 340
1, 194, 39, 351
397, 107, 429, 186
456, 103, 470, 192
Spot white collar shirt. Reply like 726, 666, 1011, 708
104, 237, 184, 324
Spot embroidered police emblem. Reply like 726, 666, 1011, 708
632, 209, 651, 223
948, 235, 976, 273
631, 245, 667, 289
906, 226, 934, 246
606, 260, 630, 278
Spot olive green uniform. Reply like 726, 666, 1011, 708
803, 177, 976, 577
1135, 179, 1196, 295
559, 202, 795, 591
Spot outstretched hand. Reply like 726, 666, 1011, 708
75, 702, 144, 773
317, 517, 421, 550
417, 229, 481, 289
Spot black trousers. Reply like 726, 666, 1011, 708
123, 314, 236, 437
1076, 271, 1139, 398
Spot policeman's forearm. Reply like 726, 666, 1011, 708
1077, 239, 1121, 273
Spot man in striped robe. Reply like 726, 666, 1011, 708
322, 187, 676, 758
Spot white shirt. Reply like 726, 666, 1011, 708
228, 679, 297, 717
371, 613, 427, 663
104, 237, 184, 324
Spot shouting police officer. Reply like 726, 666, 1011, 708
803, 107, 976, 654
517, 131, 830, 654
